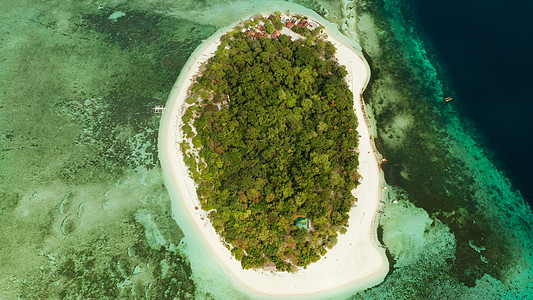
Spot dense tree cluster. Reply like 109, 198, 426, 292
181, 14, 360, 271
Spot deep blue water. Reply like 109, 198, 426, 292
411, 0, 533, 204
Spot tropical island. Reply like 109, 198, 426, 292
159, 10, 388, 298
180, 13, 360, 272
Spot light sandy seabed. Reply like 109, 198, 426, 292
159, 15, 388, 299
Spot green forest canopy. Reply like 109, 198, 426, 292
181, 14, 360, 271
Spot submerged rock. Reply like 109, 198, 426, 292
59, 191, 72, 215
108, 11, 126, 20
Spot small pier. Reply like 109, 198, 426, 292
153, 105, 165, 113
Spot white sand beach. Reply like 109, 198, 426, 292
159, 15, 388, 298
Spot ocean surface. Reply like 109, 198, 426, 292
411, 0, 533, 207
0, 0, 531, 299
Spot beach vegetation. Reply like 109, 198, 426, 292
182, 14, 360, 272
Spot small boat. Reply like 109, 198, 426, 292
444, 96, 453, 102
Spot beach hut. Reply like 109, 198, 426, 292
264, 262, 277, 272
295, 216, 310, 231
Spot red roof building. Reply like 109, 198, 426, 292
272, 30, 281, 38
298, 20, 309, 28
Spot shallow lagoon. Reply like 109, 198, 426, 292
1, 0, 531, 298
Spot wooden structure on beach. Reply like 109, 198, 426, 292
153, 105, 165, 113
264, 262, 277, 272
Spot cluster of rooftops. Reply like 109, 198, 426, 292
282, 16, 319, 30
240, 15, 320, 40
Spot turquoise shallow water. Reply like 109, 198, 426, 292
1, 0, 531, 298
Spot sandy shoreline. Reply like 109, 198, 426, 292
159, 15, 388, 298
